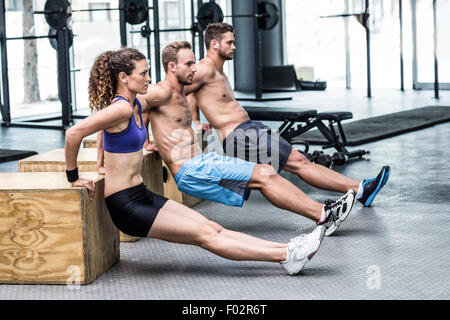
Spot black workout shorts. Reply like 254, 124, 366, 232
222, 120, 293, 172
105, 183, 169, 237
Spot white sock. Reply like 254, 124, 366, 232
356, 181, 364, 199
282, 244, 292, 263
319, 205, 327, 223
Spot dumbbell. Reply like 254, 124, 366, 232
311, 151, 332, 168
332, 152, 347, 166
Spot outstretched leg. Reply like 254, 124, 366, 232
247, 165, 357, 236
283, 149, 360, 193
162, 200, 286, 249
247, 164, 324, 221
147, 199, 326, 275
283, 150, 390, 207
148, 200, 287, 262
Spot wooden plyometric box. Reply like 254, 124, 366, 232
82, 136, 97, 149
162, 162, 202, 208
141, 149, 164, 197
0, 172, 119, 285
82, 133, 97, 149
18, 148, 164, 242
18, 148, 98, 173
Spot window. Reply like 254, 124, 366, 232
88, 2, 111, 22
163, 2, 179, 28
285, 0, 412, 89
6, 0, 21, 11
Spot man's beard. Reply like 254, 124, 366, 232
177, 74, 193, 85
219, 50, 234, 61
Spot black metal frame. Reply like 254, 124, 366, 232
235, 0, 291, 102
399, 0, 404, 92
0, 32, 74, 129
411, 0, 445, 95
364, 0, 371, 98
150, 0, 202, 83
119, 0, 127, 47
0, 0, 137, 130
244, 106, 368, 160
320, 0, 371, 98
0, 1, 78, 130
197, 0, 205, 59
0, 0, 11, 124
432, 0, 439, 99
0, 0, 207, 130
287, 117, 368, 160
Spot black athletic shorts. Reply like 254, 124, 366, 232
105, 183, 169, 237
222, 120, 293, 172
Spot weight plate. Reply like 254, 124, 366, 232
140, 25, 151, 38
257, 1, 279, 30
44, 0, 71, 30
124, 0, 148, 25
197, 2, 224, 30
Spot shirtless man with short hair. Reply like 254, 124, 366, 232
185, 22, 390, 208
141, 41, 355, 237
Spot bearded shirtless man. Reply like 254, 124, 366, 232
185, 22, 390, 208
141, 41, 356, 237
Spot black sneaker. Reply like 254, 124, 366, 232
357, 165, 391, 207
318, 189, 356, 236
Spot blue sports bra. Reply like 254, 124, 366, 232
103, 96, 148, 153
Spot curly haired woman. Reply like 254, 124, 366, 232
64, 47, 325, 276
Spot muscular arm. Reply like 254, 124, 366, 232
184, 62, 215, 95
138, 84, 171, 151
64, 103, 132, 199
187, 92, 211, 135
185, 62, 215, 131
65, 103, 132, 170
96, 130, 105, 174
138, 84, 172, 112
142, 110, 159, 152
187, 93, 200, 122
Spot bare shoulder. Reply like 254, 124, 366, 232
95, 101, 133, 127
154, 83, 173, 103
107, 100, 133, 116
185, 59, 216, 95
136, 94, 148, 111
68, 101, 132, 137
197, 58, 216, 78
139, 84, 172, 110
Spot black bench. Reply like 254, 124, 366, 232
243, 106, 369, 164
244, 107, 317, 138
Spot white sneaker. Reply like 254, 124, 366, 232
318, 189, 356, 236
280, 225, 326, 275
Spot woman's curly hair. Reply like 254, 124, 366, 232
88, 48, 147, 112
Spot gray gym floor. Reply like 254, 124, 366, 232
1, 88, 449, 300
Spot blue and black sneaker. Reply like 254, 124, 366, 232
357, 165, 391, 207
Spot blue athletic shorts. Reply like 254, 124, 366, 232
174, 152, 256, 207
